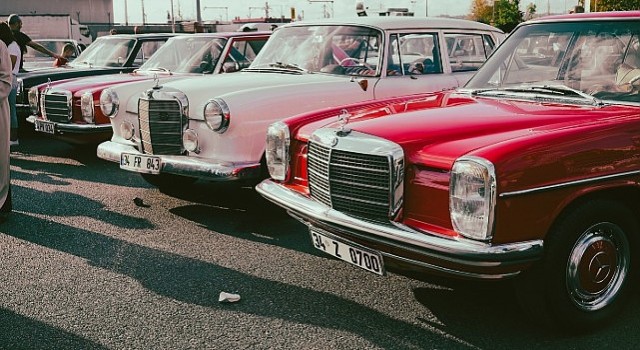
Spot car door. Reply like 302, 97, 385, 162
372, 31, 459, 100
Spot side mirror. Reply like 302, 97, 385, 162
222, 61, 240, 73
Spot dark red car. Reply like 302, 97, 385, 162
257, 11, 640, 332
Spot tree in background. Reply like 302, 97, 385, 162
589, 0, 640, 11
524, 3, 537, 20
469, 0, 524, 32
469, 0, 493, 24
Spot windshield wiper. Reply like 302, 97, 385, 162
472, 84, 604, 106
138, 67, 172, 74
268, 62, 309, 73
147, 67, 171, 72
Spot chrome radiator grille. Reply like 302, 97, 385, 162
308, 140, 394, 220
138, 98, 184, 155
42, 91, 71, 123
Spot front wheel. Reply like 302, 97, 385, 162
515, 200, 637, 333
140, 173, 197, 189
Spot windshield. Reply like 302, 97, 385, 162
139, 36, 227, 73
249, 25, 382, 76
466, 21, 640, 104
70, 38, 136, 68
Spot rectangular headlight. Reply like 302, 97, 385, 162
80, 92, 95, 122
265, 121, 290, 181
449, 156, 496, 241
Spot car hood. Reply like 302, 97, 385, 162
45, 71, 174, 94
328, 92, 640, 169
137, 71, 370, 119
161, 70, 348, 99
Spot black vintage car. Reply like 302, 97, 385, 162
16, 33, 175, 122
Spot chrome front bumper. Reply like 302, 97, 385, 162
26, 115, 112, 134
97, 141, 262, 181
256, 179, 544, 280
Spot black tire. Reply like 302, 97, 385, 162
515, 200, 637, 333
140, 173, 197, 189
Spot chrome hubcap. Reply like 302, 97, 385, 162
566, 222, 629, 311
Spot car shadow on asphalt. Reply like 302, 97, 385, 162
10, 133, 151, 189
163, 181, 318, 254
0, 307, 109, 349
11, 184, 154, 230
1, 211, 474, 350
410, 279, 640, 349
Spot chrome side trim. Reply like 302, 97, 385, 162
257, 179, 543, 279
500, 171, 640, 198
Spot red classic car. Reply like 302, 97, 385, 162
26, 32, 270, 144
257, 11, 640, 332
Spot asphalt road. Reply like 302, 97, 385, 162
1, 133, 639, 350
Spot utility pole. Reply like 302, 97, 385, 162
141, 0, 146, 24
170, 0, 175, 33
196, 0, 202, 23
124, 0, 129, 25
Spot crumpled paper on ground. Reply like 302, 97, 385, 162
219, 292, 241, 303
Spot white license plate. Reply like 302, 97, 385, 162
34, 119, 55, 134
120, 153, 162, 174
309, 227, 384, 276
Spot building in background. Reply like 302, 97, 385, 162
0, 0, 114, 25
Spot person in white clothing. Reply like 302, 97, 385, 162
0, 22, 13, 221
1, 22, 19, 145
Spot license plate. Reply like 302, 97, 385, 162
120, 153, 162, 174
34, 119, 55, 134
309, 227, 384, 276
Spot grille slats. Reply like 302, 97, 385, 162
43, 91, 71, 123
138, 98, 184, 155
308, 141, 393, 220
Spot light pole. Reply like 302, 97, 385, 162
170, 0, 175, 33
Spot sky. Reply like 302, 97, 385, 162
112, 0, 580, 24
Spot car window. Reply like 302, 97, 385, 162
387, 33, 441, 75
250, 25, 382, 77
133, 40, 165, 67
444, 33, 494, 73
222, 37, 270, 72
70, 38, 136, 67
142, 36, 227, 73
467, 20, 640, 104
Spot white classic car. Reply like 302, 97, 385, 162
97, 17, 504, 188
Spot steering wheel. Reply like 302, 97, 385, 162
338, 57, 375, 70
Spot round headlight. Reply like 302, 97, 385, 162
80, 92, 94, 122
203, 98, 230, 133
120, 121, 135, 140
28, 86, 39, 114
182, 129, 199, 153
100, 88, 119, 118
